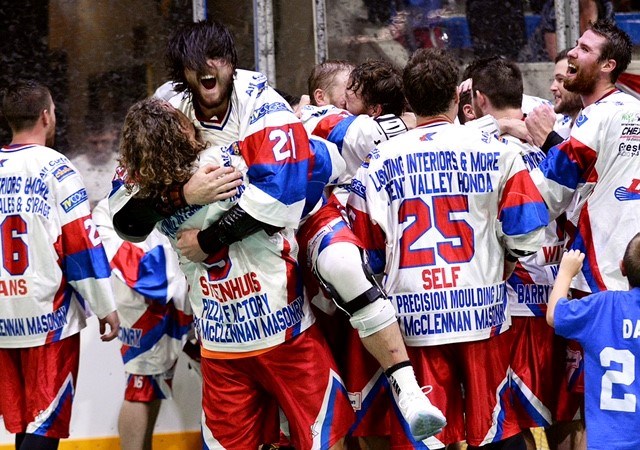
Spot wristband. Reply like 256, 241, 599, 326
154, 183, 188, 216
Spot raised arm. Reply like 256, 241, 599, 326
546, 250, 585, 327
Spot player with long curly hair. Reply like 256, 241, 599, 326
119, 99, 205, 199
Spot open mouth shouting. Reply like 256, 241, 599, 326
201, 74, 217, 90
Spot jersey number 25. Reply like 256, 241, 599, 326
398, 195, 474, 269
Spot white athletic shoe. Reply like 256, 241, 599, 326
395, 385, 446, 442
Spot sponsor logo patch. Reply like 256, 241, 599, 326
350, 178, 366, 199
614, 179, 640, 201
420, 132, 436, 142
249, 102, 289, 125
60, 188, 87, 212
53, 165, 75, 182
575, 114, 588, 127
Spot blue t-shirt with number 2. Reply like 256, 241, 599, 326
555, 287, 640, 450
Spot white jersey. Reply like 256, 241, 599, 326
348, 120, 548, 346
503, 135, 565, 317
300, 105, 407, 189
112, 70, 331, 353
112, 144, 315, 354
531, 89, 640, 293
0, 144, 116, 348
93, 200, 191, 375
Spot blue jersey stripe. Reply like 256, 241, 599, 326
304, 139, 336, 216
122, 317, 170, 363
571, 231, 602, 293
327, 115, 358, 154
500, 201, 548, 236
247, 159, 310, 205
538, 146, 582, 190
135, 246, 169, 302
65, 247, 111, 281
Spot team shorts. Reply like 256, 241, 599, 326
342, 326, 391, 439
0, 334, 80, 438
124, 366, 175, 402
395, 332, 520, 448
201, 325, 354, 449
555, 337, 584, 421
509, 316, 567, 428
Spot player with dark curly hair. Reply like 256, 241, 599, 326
110, 18, 356, 449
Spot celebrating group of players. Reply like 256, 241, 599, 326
1, 12, 640, 450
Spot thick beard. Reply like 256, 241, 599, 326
555, 93, 583, 116
195, 76, 234, 113
563, 68, 597, 96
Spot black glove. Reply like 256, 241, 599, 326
196, 204, 283, 255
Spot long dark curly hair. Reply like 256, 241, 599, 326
166, 19, 238, 94
119, 97, 205, 198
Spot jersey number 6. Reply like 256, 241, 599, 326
1, 215, 29, 276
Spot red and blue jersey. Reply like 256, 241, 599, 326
111, 70, 325, 354
0, 144, 115, 348
348, 120, 548, 346
300, 105, 408, 205
168, 70, 324, 229
93, 199, 191, 375
503, 135, 566, 317
146, 144, 315, 354
531, 90, 640, 292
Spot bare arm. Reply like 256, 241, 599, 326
98, 311, 120, 341
546, 250, 585, 327
504, 259, 517, 279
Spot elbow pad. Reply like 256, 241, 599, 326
375, 114, 408, 140
113, 197, 164, 242
196, 204, 282, 255
505, 247, 536, 262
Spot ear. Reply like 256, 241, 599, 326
620, 259, 627, 277
369, 104, 383, 118
313, 88, 326, 106
463, 103, 476, 121
601, 58, 617, 77
41, 108, 51, 127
